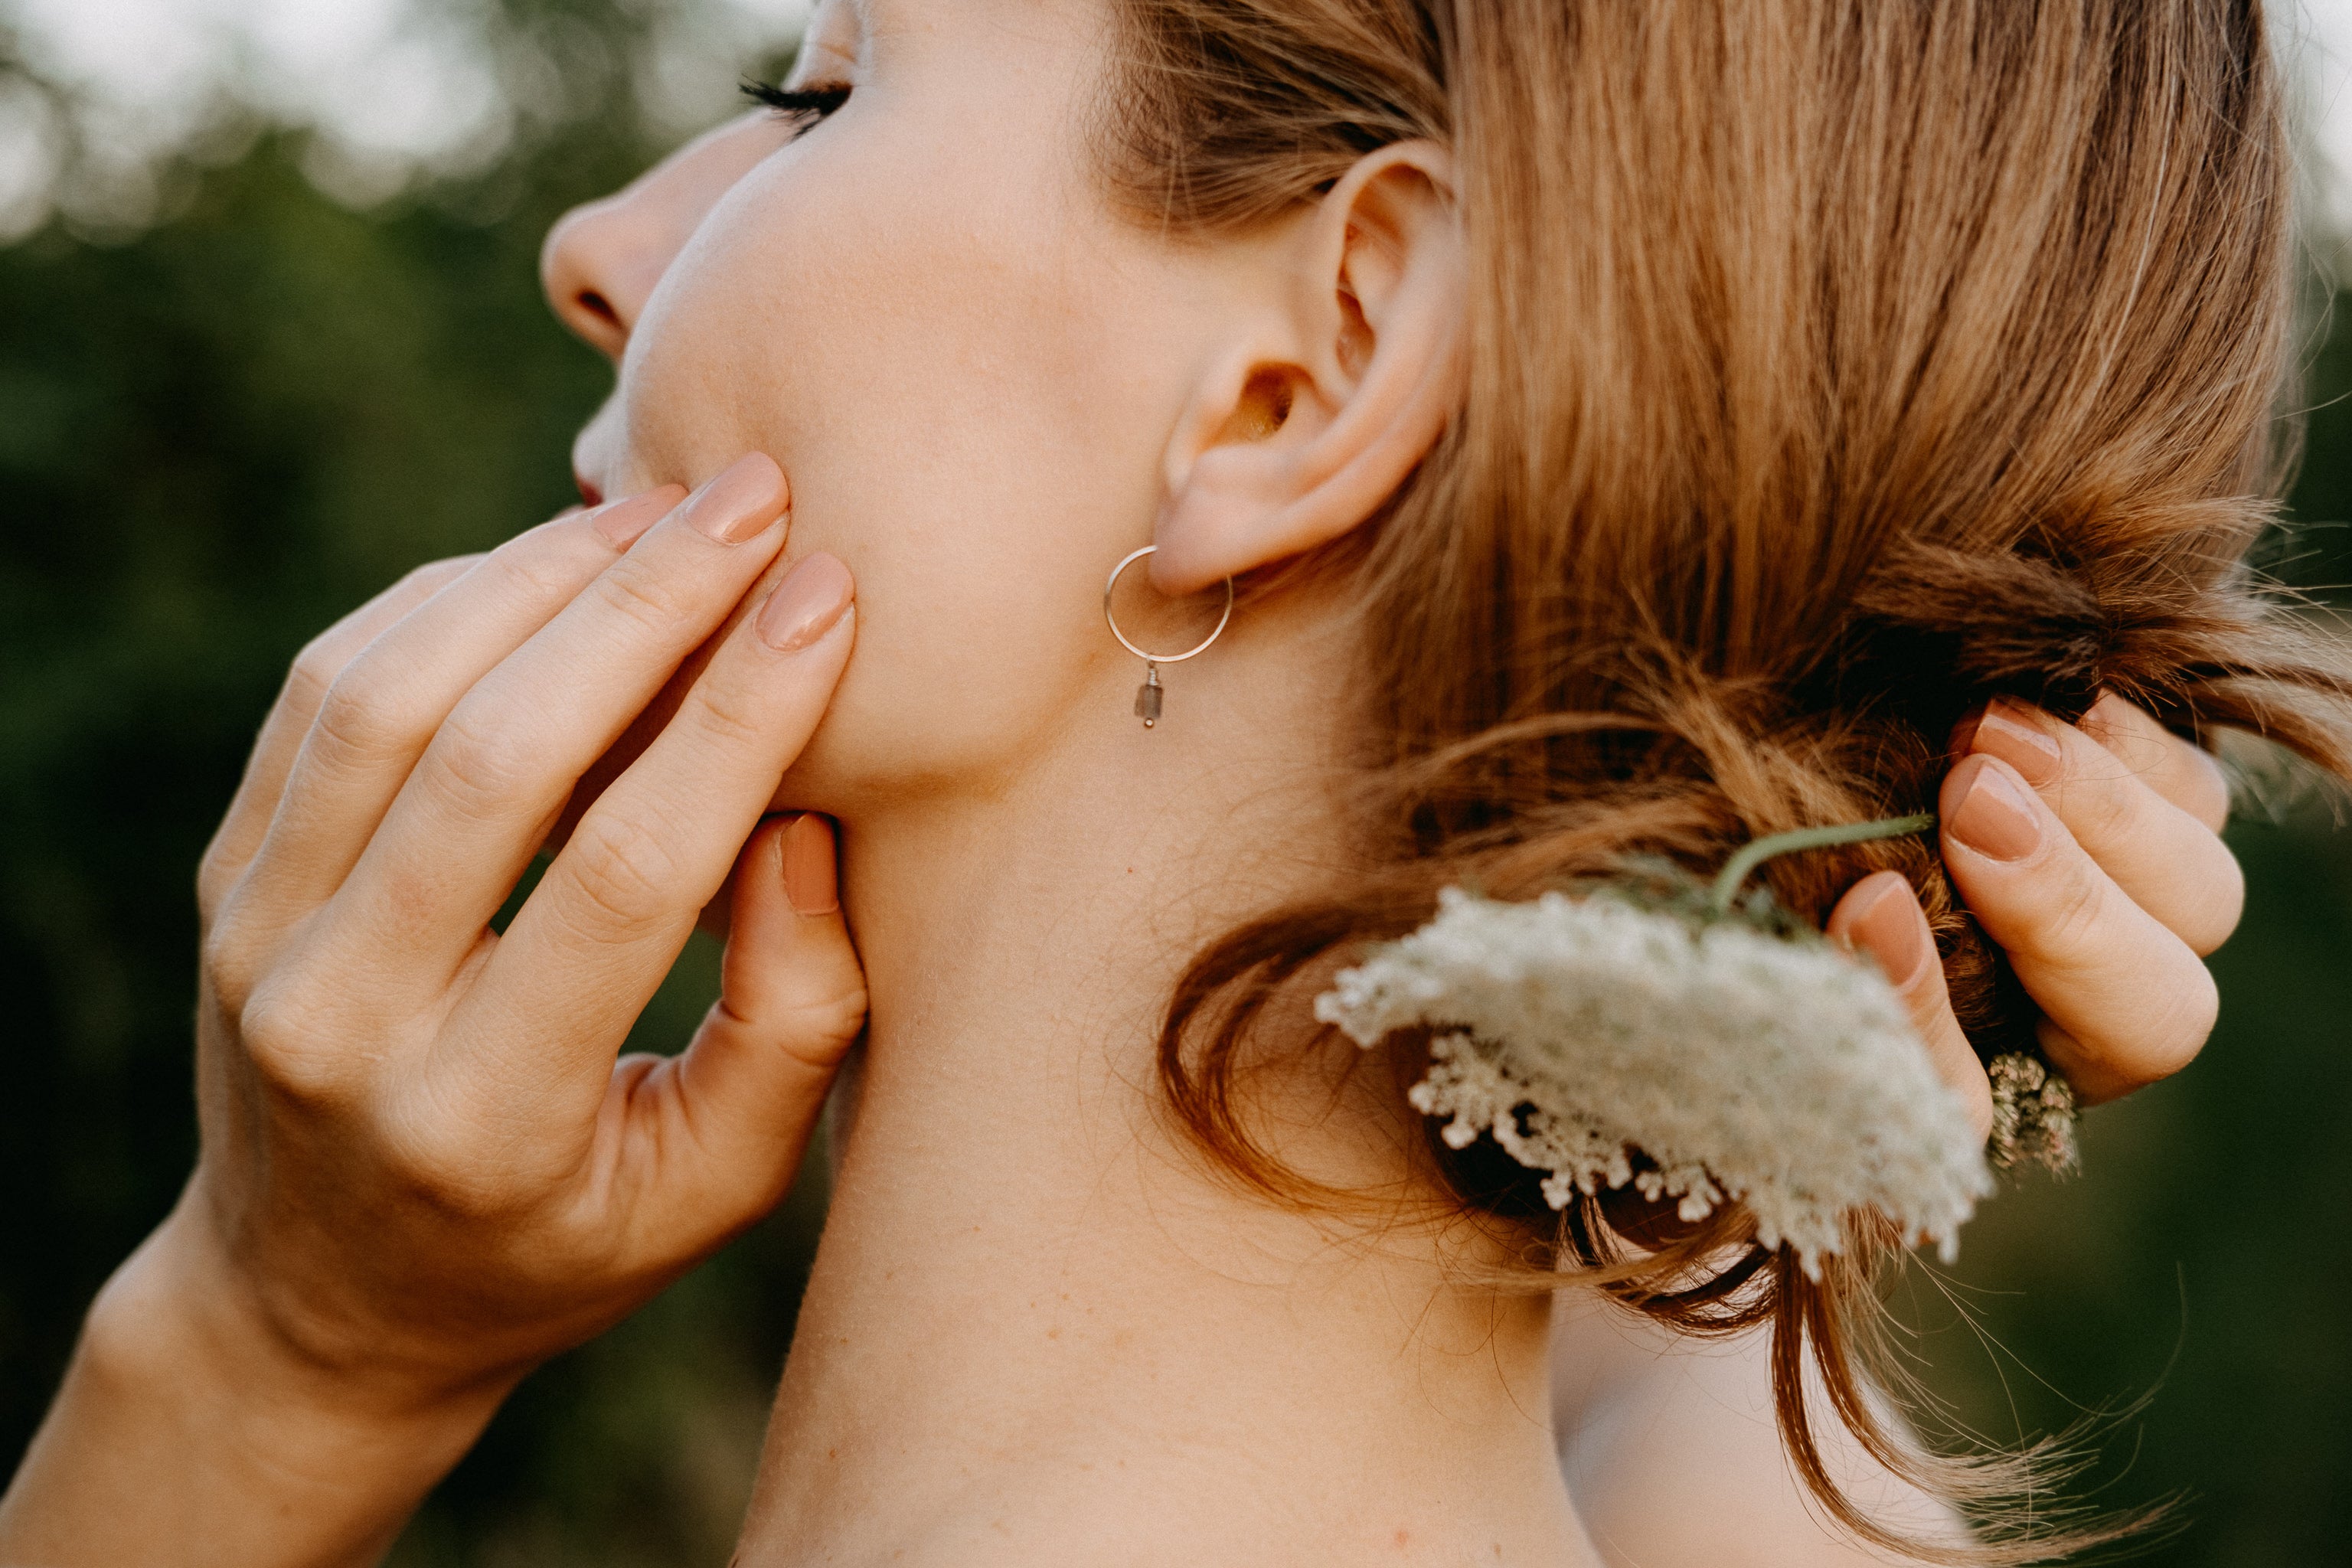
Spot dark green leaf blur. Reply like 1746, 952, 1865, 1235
2, 5, 2347, 1562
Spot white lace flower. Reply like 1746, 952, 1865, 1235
1314, 887, 1992, 1274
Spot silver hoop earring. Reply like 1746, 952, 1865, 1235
1102, 545, 1234, 730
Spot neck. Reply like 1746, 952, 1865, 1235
737, 652, 1591, 1566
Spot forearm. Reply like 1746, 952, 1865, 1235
0, 1216, 507, 1568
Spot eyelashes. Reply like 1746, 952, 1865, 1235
742, 79, 852, 137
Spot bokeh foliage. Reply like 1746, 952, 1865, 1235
2, 5, 2350, 1562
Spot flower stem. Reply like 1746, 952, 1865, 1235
1707, 813, 1940, 916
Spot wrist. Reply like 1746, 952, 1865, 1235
87, 1198, 517, 1451
0, 1204, 514, 1568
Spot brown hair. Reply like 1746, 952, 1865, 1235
1100, 0, 2352, 1560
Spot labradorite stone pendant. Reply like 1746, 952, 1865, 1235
1103, 545, 1230, 733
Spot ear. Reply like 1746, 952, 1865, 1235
1150, 142, 1465, 597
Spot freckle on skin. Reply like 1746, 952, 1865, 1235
1394, 1527, 1410, 1549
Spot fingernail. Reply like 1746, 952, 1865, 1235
1847, 874, 1930, 988
1948, 758, 2043, 861
1970, 697, 2063, 786
1948, 705, 1987, 758
756, 553, 853, 652
591, 488, 679, 550
782, 813, 838, 916
684, 454, 788, 544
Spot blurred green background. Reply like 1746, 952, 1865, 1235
4, 2, 2351, 1563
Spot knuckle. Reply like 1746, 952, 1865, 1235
776, 988, 871, 1056
687, 678, 770, 750
195, 838, 242, 926
2175, 845, 2247, 957
2078, 694, 2165, 766
2092, 965, 2217, 1092
2025, 856, 2113, 968
2049, 940, 2216, 1097
420, 708, 537, 825
755, 946, 873, 1058
311, 667, 421, 774
237, 977, 351, 1108
286, 637, 348, 710
2153, 962, 2220, 1066
2066, 773, 2141, 851
487, 532, 593, 607
591, 558, 697, 635
200, 915, 259, 1018
560, 811, 688, 940
2180, 747, 2233, 832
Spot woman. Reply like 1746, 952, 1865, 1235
0, 0, 2305, 1563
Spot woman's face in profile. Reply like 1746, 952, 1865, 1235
544, 0, 1256, 808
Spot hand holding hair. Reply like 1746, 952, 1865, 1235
0, 458, 867, 1567
1549, 694, 2242, 1568
1828, 691, 2236, 1131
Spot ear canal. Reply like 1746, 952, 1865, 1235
1217, 368, 1298, 446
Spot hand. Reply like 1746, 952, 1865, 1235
0, 454, 865, 1566
1828, 693, 2236, 1132
1557, 694, 2236, 1568
1557, 704, 2239, 1568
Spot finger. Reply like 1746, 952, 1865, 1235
331, 456, 794, 982
1955, 697, 2242, 954
233, 486, 684, 932
1826, 871, 1993, 1142
466, 554, 855, 1118
620, 815, 867, 1226
1940, 754, 2217, 1102
198, 555, 479, 925
2076, 692, 2232, 832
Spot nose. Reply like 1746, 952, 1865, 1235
540, 112, 797, 361
541, 192, 662, 359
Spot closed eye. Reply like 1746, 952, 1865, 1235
742, 79, 852, 138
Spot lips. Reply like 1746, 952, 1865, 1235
576, 472, 605, 508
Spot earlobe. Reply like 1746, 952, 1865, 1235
1149, 142, 1465, 598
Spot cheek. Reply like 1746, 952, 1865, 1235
626, 126, 1186, 802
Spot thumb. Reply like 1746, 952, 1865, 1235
1826, 871, 1994, 1142
662, 813, 867, 1207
